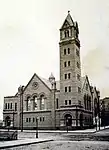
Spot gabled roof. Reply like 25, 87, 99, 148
60, 11, 74, 29
81, 76, 86, 89
65, 12, 74, 26
23, 73, 51, 92
81, 75, 92, 93
14, 74, 60, 96
41, 77, 60, 91
40, 77, 51, 89
49, 73, 55, 79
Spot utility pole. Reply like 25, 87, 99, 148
90, 86, 94, 127
97, 91, 100, 131
18, 85, 24, 132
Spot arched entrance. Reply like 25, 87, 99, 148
64, 114, 72, 126
5, 116, 11, 127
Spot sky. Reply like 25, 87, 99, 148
0, 0, 109, 119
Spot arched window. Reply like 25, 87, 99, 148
64, 49, 66, 55
68, 61, 70, 66
33, 96, 38, 110
40, 95, 45, 110
67, 30, 69, 37
64, 31, 67, 38
26, 96, 31, 111
68, 48, 70, 54
28, 97, 31, 111
64, 30, 70, 38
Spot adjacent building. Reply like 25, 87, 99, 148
3, 12, 100, 130
100, 97, 109, 126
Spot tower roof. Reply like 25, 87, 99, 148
60, 11, 74, 29
49, 73, 55, 80
65, 11, 74, 26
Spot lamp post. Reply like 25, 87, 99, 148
18, 85, 24, 132
94, 99, 97, 131
90, 86, 94, 127
66, 119, 68, 132
97, 91, 100, 131
36, 117, 38, 138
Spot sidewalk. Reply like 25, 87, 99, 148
0, 138, 53, 149
18, 126, 109, 134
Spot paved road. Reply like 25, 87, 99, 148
4, 141, 109, 150
2, 129, 109, 150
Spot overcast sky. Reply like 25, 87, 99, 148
0, 0, 109, 119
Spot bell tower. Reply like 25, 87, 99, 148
59, 11, 82, 107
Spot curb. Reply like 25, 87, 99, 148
92, 127, 109, 134
0, 139, 53, 149
19, 131, 96, 134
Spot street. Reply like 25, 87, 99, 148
4, 140, 109, 150
2, 128, 109, 150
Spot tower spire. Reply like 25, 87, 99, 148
68, 10, 70, 14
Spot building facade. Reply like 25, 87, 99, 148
3, 12, 100, 130
100, 97, 109, 126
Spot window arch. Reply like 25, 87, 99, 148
40, 94, 45, 110
26, 96, 31, 111
68, 48, 70, 54
64, 49, 66, 55
67, 30, 69, 37
33, 96, 38, 110
64, 30, 70, 38
64, 31, 67, 38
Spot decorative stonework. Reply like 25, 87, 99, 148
32, 82, 38, 89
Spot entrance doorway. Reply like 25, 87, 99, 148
5, 116, 11, 127
64, 114, 72, 126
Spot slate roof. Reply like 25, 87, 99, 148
60, 12, 74, 29
65, 12, 74, 26
40, 77, 60, 91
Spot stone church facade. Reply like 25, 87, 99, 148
3, 12, 100, 130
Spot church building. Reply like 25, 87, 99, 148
3, 12, 100, 130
